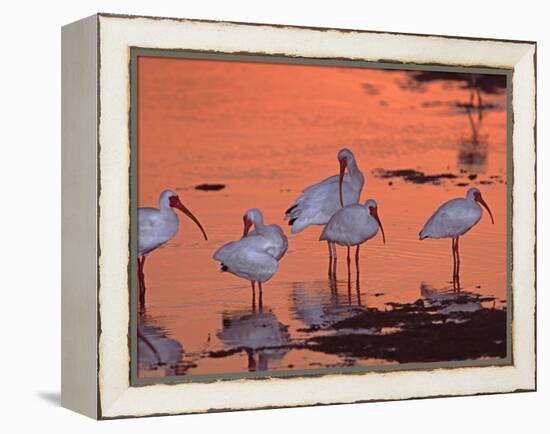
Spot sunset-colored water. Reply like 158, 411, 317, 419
136, 56, 508, 378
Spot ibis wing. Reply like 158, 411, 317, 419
421, 198, 479, 238
138, 208, 169, 255
285, 174, 362, 233
214, 237, 279, 282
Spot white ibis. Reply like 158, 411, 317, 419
243, 208, 288, 260
419, 187, 494, 290
285, 148, 364, 232
320, 199, 386, 278
285, 148, 365, 275
138, 189, 208, 306
213, 209, 286, 308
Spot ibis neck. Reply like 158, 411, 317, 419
160, 201, 173, 212
347, 159, 360, 179
253, 219, 267, 235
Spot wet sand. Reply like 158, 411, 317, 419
136, 57, 508, 378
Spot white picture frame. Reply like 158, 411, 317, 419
61, 13, 536, 419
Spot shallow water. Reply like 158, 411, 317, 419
136, 58, 508, 378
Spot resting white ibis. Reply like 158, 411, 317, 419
419, 187, 494, 290
213, 209, 287, 308
138, 189, 208, 306
320, 199, 386, 278
243, 208, 288, 260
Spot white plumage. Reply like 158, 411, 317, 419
284, 148, 365, 233
213, 208, 287, 306
137, 189, 208, 306
419, 188, 494, 239
320, 199, 385, 246
319, 199, 385, 278
243, 208, 288, 260
213, 237, 280, 283
419, 187, 494, 290
138, 195, 178, 257
139, 189, 208, 256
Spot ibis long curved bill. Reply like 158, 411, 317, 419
169, 195, 208, 240
338, 157, 347, 207
370, 206, 386, 244
242, 215, 253, 238
474, 191, 494, 224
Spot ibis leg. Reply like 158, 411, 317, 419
331, 242, 338, 280
455, 237, 461, 290
251, 281, 256, 311
452, 237, 456, 290
138, 256, 147, 308
346, 246, 351, 282
327, 241, 333, 278
258, 281, 264, 311
347, 274, 352, 305
355, 245, 362, 305
355, 245, 360, 278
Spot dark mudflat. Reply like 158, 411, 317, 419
195, 183, 226, 191
305, 294, 506, 363
372, 168, 458, 185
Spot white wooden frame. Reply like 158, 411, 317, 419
61, 13, 536, 419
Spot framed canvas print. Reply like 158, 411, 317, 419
61, 13, 536, 419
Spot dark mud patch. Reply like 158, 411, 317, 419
372, 168, 458, 185
207, 347, 245, 358
195, 183, 226, 191
421, 101, 502, 113
361, 82, 380, 95
401, 71, 506, 95
304, 294, 506, 363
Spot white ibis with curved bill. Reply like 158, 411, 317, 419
419, 187, 494, 290
138, 189, 208, 306
284, 148, 364, 272
320, 199, 386, 279
284, 148, 364, 233
213, 209, 286, 308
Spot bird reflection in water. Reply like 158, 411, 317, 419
457, 105, 488, 174
457, 73, 503, 174
137, 315, 186, 377
290, 281, 363, 330
420, 282, 488, 314
216, 308, 290, 372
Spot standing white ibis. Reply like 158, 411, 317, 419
419, 187, 494, 290
320, 199, 386, 279
285, 148, 364, 232
284, 148, 365, 275
138, 189, 208, 307
213, 209, 287, 308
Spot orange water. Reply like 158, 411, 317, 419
137, 57, 507, 377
